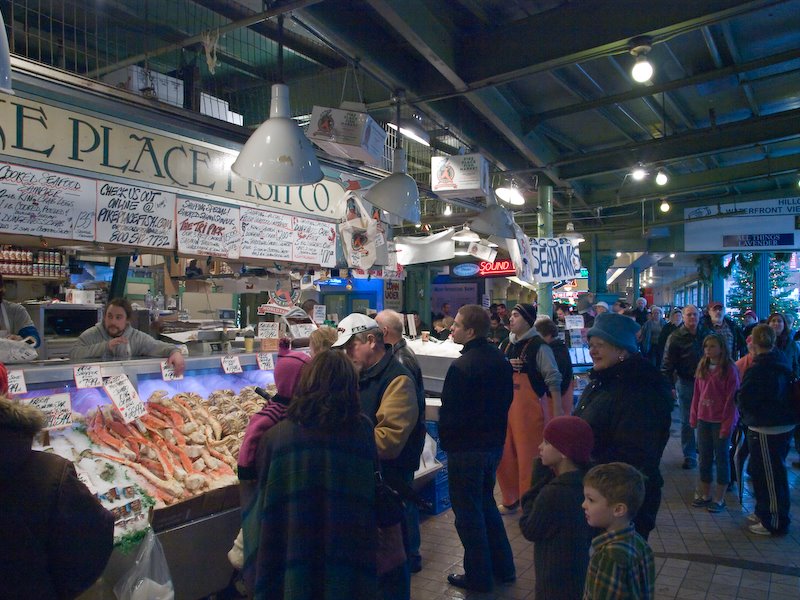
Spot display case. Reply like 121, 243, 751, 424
13, 354, 276, 600
24, 303, 104, 359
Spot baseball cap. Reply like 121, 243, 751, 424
332, 313, 380, 347
708, 301, 723, 310
744, 309, 757, 318
593, 301, 609, 310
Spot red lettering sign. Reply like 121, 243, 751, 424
478, 260, 516, 277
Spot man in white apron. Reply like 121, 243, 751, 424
0, 274, 40, 347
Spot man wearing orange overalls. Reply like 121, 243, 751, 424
497, 303, 564, 513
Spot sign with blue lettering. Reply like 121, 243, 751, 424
452, 263, 480, 277
723, 233, 794, 247
529, 238, 582, 283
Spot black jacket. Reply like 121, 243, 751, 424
700, 315, 747, 360
393, 338, 426, 413
736, 349, 798, 428
574, 355, 673, 489
439, 337, 513, 453
549, 338, 574, 394
661, 324, 710, 382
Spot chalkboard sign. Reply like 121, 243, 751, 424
177, 197, 240, 258
240, 207, 293, 261
0, 162, 95, 241
95, 181, 176, 249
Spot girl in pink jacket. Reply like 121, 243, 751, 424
690, 333, 740, 513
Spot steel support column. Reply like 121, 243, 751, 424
537, 185, 554, 318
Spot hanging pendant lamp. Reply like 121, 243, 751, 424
470, 192, 517, 239
364, 93, 420, 223
0, 11, 14, 94
232, 15, 321, 185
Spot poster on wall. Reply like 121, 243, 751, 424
384, 280, 403, 311
529, 237, 582, 283
95, 181, 176, 249
0, 162, 95, 241
177, 197, 240, 259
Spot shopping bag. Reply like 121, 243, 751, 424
339, 191, 379, 269
113, 530, 174, 600
0, 336, 38, 363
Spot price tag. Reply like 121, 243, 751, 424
104, 375, 146, 423
375, 231, 386, 247
7, 370, 27, 395
312, 304, 326, 325
160, 361, 183, 381
221, 355, 243, 374
256, 352, 275, 370
74, 365, 103, 389
350, 252, 362, 268
24, 393, 72, 430
258, 322, 279, 339
565, 315, 586, 330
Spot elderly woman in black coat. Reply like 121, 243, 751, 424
573, 313, 674, 539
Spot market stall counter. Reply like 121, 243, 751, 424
11, 354, 277, 600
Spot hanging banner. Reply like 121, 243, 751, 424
394, 229, 455, 265
507, 223, 535, 284
529, 237, 582, 283
177, 197, 240, 259
0, 161, 95, 241
95, 181, 176, 249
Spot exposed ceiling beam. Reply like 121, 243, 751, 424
554, 107, 800, 180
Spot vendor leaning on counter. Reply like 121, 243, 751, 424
0, 274, 41, 347
70, 298, 186, 376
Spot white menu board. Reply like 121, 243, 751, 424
0, 162, 95, 240
293, 216, 337, 267
95, 181, 176, 249
240, 207, 293, 261
177, 197, 240, 259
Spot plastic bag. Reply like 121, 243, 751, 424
114, 530, 174, 600
339, 191, 379, 269
0, 336, 37, 363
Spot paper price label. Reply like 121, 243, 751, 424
258, 322, 279, 339
7, 370, 27, 395
221, 355, 243, 374
160, 361, 183, 381
74, 365, 103, 389
312, 304, 326, 325
565, 315, 586, 330
256, 352, 275, 370
24, 393, 72, 430
104, 375, 146, 423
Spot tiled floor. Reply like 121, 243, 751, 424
413, 411, 800, 599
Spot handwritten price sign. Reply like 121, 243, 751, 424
104, 375, 146, 423
7, 370, 27, 395
160, 361, 183, 381
74, 365, 103, 389
256, 352, 275, 370
221, 355, 243, 374
258, 322, 279, 339
25, 393, 73, 430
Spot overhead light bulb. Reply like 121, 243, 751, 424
655, 170, 668, 185
631, 167, 647, 181
616, 251, 622, 258
495, 184, 525, 206
659, 199, 670, 213
415, 222, 421, 228
443, 204, 452, 216
631, 55, 654, 83
669, 253, 676, 258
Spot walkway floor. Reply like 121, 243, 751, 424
413, 410, 800, 599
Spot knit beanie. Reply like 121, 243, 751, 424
274, 338, 311, 399
587, 312, 640, 354
543, 416, 594, 465
513, 303, 538, 327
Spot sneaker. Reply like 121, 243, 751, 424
682, 458, 697, 470
746, 514, 761, 525
748, 523, 772, 536
691, 496, 711, 508
707, 501, 726, 513
497, 501, 519, 515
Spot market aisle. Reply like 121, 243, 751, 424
412, 409, 800, 600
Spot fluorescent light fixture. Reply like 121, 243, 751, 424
443, 204, 452, 216
495, 184, 525, 206
631, 167, 647, 181
557, 222, 585, 245
669, 253, 676, 258
0, 11, 12, 94
364, 147, 421, 222
606, 267, 627, 285
655, 169, 668, 185
452, 224, 480, 242
659, 199, 670, 213
615, 251, 622, 258
387, 120, 430, 147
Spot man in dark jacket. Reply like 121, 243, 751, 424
701, 300, 747, 360
661, 304, 709, 469
439, 305, 516, 593
334, 312, 422, 600
376, 309, 426, 573
736, 324, 797, 535
535, 317, 575, 412
1, 395, 115, 599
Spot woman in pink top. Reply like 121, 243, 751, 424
690, 334, 740, 513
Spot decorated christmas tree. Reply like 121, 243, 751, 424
726, 253, 799, 320
770, 256, 799, 317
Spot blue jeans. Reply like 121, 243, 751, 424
696, 420, 731, 485
676, 378, 697, 461
448, 449, 516, 590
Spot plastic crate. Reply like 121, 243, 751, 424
419, 479, 451, 515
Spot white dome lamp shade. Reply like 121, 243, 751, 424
452, 224, 480, 243
495, 181, 524, 206
364, 147, 420, 223
470, 193, 517, 239
231, 15, 321, 186
558, 222, 585, 245
0, 11, 14, 94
